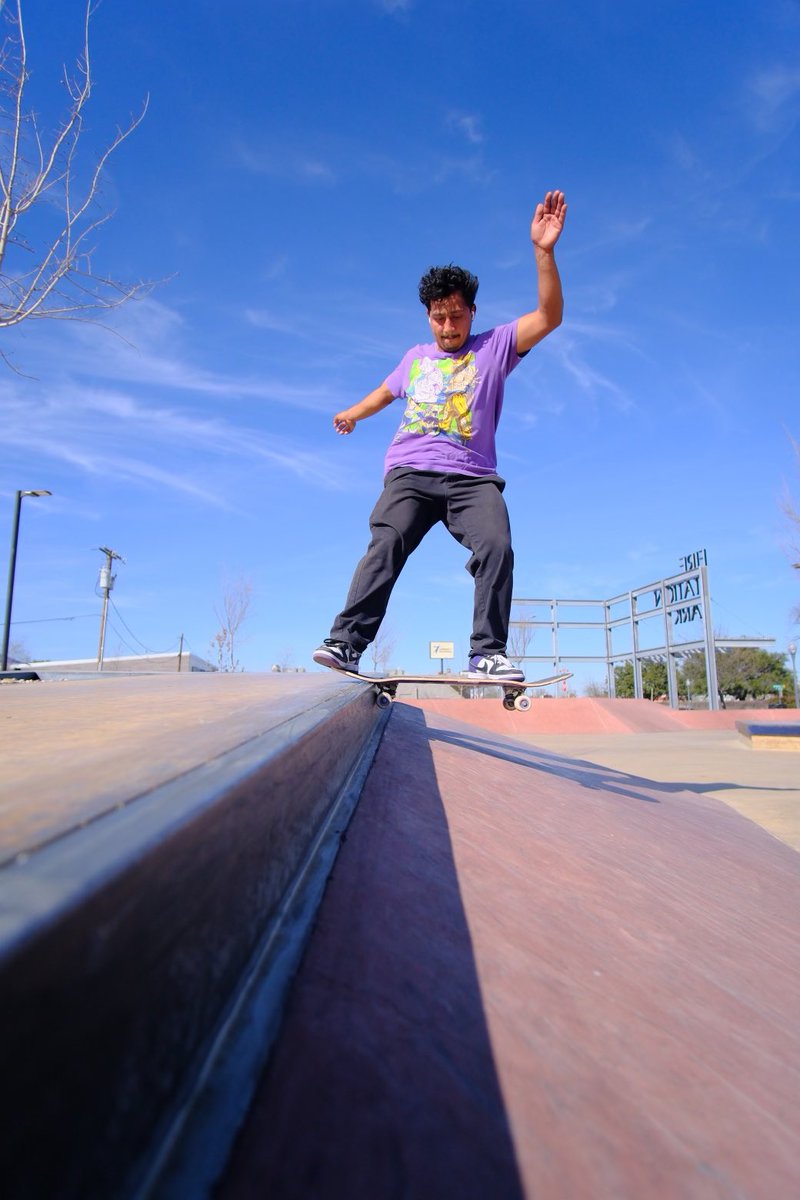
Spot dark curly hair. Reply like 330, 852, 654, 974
418, 264, 479, 310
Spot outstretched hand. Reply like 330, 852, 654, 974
531, 190, 567, 251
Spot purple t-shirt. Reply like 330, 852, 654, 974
382, 320, 523, 477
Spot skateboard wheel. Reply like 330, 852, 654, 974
375, 690, 393, 709
502, 694, 516, 711
514, 695, 531, 712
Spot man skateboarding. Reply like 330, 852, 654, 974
314, 190, 567, 681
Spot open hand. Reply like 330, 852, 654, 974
531, 190, 567, 251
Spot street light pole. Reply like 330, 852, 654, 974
1, 490, 52, 671
789, 642, 799, 710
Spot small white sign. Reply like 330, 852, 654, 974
430, 641, 454, 659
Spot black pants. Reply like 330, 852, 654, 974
329, 467, 514, 657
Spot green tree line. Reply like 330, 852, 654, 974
614, 648, 795, 705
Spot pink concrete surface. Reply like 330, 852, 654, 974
217, 702, 800, 1200
403, 696, 799, 737
671, 707, 800, 730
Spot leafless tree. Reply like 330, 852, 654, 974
0, 0, 152, 349
210, 576, 253, 673
507, 605, 534, 666
8, 636, 31, 663
271, 649, 298, 672
367, 624, 396, 674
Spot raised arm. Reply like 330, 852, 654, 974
515, 190, 567, 355
333, 383, 395, 435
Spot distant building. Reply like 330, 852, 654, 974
17, 651, 217, 676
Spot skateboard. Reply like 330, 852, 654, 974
318, 663, 573, 712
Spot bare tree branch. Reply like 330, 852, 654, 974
508, 606, 534, 665
0, 0, 154, 339
210, 576, 254, 672
366, 624, 396, 674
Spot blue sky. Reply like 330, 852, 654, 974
2, 0, 799, 688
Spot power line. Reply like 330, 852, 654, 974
108, 597, 178, 655
710, 596, 771, 640
104, 614, 142, 658
12, 614, 97, 625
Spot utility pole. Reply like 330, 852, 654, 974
96, 546, 125, 672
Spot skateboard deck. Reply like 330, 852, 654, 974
318, 663, 572, 712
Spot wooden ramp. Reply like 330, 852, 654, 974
0, 673, 387, 1200
219, 702, 800, 1200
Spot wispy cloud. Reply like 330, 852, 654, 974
263, 256, 289, 281
28, 301, 334, 411
355, 145, 495, 193
1, 378, 350, 506
233, 124, 495, 196
665, 132, 715, 182
244, 308, 305, 336
683, 372, 731, 423
1, 403, 229, 506
550, 336, 634, 412
433, 153, 495, 188
445, 111, 485, 145
568, 217, 653, 260
566, 316, 646, 355
232, 138, 336, 184
747, 63, 800, 133
568, 280, 628, 317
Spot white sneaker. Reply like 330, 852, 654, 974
467, 653, 525, 682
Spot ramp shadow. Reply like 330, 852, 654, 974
216, 704, 525, 1200
425, 726, 798, 807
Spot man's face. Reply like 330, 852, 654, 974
427, 292, 475, 353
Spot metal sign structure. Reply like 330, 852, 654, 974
510, 556, 774, 710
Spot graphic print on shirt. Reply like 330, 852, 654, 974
400, 353, 478, 446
